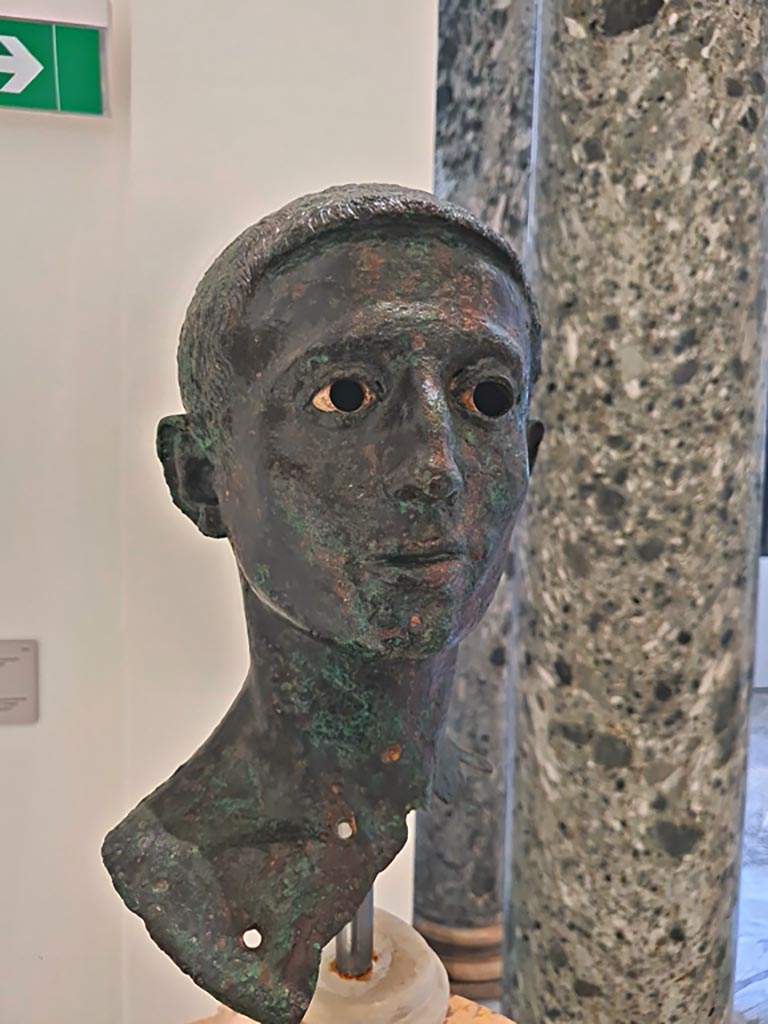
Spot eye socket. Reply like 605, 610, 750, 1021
312, 378, 375, 414
460, 379, 516, 419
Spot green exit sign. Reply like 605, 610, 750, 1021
0, 17, 105, 115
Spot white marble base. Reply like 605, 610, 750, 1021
188, 910, 450, 1024
304, 909, 449, 1024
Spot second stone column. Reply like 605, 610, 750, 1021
504, 3, 767, 1023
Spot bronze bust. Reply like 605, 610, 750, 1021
103, 184, 542, 1024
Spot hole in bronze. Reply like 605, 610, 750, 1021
242, 927, 263, 950
330, 380, 366, 412
473, 380, 513, 417
336, 820, 355, 840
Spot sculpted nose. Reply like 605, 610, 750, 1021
392, 462, 461, 504
385, 384, 462, 505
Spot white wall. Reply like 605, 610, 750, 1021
0, 3, 129, 1023
0, 2, 438, 1023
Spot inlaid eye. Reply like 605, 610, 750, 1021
312, 378, 376, 414
459, 379, 516, 419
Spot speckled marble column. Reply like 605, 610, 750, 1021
503, 3, 768, 1024
414, 0, 536, 999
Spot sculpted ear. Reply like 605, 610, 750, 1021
526, 418, 544, 473
156, 415, 226, 538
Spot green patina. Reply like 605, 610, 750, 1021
307, 352, 330, 367
250, 563, 271, 592
195, 430, 215, 451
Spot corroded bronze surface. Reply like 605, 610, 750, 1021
102, 184, 540, 1024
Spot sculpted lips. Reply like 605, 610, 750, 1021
373, 541, 466, 568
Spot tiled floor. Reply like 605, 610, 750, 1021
735, 690, 768, 1023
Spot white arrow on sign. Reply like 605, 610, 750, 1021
0, 35, 44, 95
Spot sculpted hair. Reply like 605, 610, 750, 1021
177, 183, 541, 444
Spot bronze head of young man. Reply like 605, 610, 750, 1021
103, 184, 543, 1024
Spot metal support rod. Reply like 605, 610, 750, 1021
335, 888, 374, 978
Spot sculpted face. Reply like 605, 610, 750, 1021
172, 227, 540, 658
